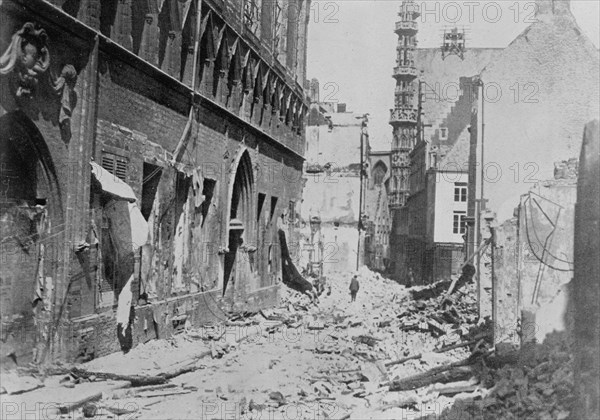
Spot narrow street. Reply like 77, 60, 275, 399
50, 268, 483, 420
1, 264, 577, 419
1, 0, 598, 418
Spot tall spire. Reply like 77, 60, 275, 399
389, 0, 420, 210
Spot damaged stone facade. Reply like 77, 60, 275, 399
466, 0, 599, 324
301, 96, 369, 275
488, 158, 578, 347
364, 150, 391, 274
1, 0, 310, 364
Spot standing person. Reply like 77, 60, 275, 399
349, 275, 360, 302
407, 268, 415, 288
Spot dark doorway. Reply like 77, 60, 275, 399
224, 228, 243, 295
0, 112, 63, 362
223, 151, 255, 295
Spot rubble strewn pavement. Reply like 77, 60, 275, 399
0, 267, 574, 419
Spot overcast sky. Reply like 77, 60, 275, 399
306, 0, 600, 150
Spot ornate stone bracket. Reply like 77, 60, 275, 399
0, 22, 78, 143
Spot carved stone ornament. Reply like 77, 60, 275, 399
0, 22, 78, 142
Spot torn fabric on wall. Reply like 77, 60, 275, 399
103, 200, 149, 252
116, 274, 134, 334
192, 168, 204, 208
90, 162, 148, 334
172, 196, 191, 293
278, 229, 313, 293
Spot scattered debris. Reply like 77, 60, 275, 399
3, 267, 569, 420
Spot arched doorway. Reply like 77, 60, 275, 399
223, 150, 255, 295
0, 111, 63, 361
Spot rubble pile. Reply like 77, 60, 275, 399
398, 281, 482, 349
258, 268, 492, 418
1, 267, 499, 420
472, 331, 574, 420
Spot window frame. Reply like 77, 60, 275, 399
453, 211, 467, 234
453, 182, 468, 202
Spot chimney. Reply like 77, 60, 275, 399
535, 0, 572, 18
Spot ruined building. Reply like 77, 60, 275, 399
301, 89, 369, 275
466, 0, 600, 342
0, 0, 311, 364
388, 0, 420, 281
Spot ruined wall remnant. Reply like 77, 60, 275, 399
490, 159, 577, 348
572, 120, 599, 420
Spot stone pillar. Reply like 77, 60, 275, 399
492, 217, 521, 347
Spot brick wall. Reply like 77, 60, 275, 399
1, 0, 306, 364
64, 45, 303, 361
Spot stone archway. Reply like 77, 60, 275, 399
0, 110, 63, 362
223, 150, 255, 296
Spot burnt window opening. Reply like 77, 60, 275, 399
175, 171, 192, 217
270, 196, 278, 222
200, 178, 216, 228
257, 193, 266, 223
224, 152, 255, 294
100, 223, 120, 297
141, 162, 162, 220
101, 151, 128, 182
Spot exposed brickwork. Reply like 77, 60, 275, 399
0, 0, 308, 364
67, 286, 278, 361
